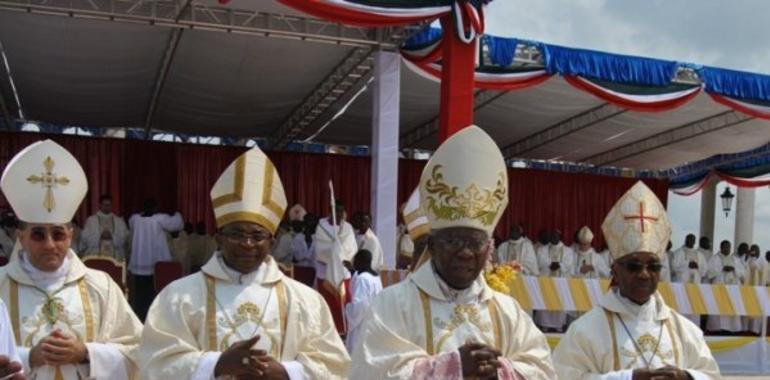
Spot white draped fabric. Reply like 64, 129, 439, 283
0, 250, 142, 380
349, 260, 555, 379
138, 254, 350, 380
553, 289, 720, 380
344, 272, 383, 353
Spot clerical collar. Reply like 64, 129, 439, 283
613, 287, 655, 320
509, 237, 523, 243
430, 261, 482, 304
96, 211, 113, 217
21, 251, 71, 291
217, 253, 265, 285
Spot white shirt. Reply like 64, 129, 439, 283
128, 212, 183, 275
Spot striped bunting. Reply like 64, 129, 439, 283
378, 273, 770, 316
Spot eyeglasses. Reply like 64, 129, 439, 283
619, 261, 663, 274
28, 227, 70, 242
432, 235, 490, 254
220, 230, 271, 243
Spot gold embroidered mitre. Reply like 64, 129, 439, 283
419, 125, 508, 235
1, 139, 87, 224
578, 226, 594, 244
403, 188, 429, 241
210, 147, 287, 233
601, 181, 671, 260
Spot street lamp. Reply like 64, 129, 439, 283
720, 187, 735, 217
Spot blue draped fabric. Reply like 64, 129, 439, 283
539, 43, 679, 86
403, 26, 443, 50
483, 35, 518, 67
668, 142, 770, 188
699, 66, 770, 102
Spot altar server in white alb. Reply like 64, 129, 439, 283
349, 126, 555, 380
138, 146, 350, 379
0, 140, 142, 380
553, 181, 721, 380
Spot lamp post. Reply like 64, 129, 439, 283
720, 187, 735, 217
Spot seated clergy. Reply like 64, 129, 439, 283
349, 126, 555, 379
138, 146, 350, 379
553, 181, 720, 380
0, 140, 142, 380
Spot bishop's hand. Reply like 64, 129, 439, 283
549, 262, 561, 271
459, 342, 502, 380
29, 329, 88, 367
580, 264, 594, 274
650, 366, 692, 380
688, 261, 699, 269
254, 356, 289, 380
0, 355, 25, 380
214, 335, 269, 379
723, 265, 735, 273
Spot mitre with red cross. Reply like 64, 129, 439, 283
601, 181, 671, 261
1, 140, 87, 224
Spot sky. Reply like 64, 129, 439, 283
484, 0, 770, 252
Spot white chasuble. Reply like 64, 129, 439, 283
207, 262, 285, 357
0, 251, 143, 380
349, 260, 555, 380
554, 289, 720, 380
138, 254, 350, 380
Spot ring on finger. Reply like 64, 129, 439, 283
241, 357, 250, 366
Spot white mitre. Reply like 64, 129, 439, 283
577, 226, 594, 244
210, 146, 287, 234
1, 139, 87, 224
601, 181, 671, 261
403, 188, 429, 242
419, 125, 508, 236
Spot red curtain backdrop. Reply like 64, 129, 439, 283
0, 132, 668, 248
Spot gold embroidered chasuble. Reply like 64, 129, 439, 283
0, 250, 142, 380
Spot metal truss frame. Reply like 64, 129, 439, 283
399, 89, 508, 148
501, 103, 627, 159
582, 110, 755, 168
0, 0, 399, 48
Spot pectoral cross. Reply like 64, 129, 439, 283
26, 156, 70, 212
623, 202, 659, 233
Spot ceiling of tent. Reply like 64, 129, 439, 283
0, 0, 768, 174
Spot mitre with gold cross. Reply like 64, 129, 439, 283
210, 146, 287, 234
419, 125, 508, 236
601, 181, 671, 261
1, 139, 87, 224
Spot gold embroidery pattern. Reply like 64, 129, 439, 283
22, 297, 85, 347
26, 156, 70, 212
434, 304, 492, 352
619, 333, 674, 369
218, 302, 279, 357
424, 165, 506, 226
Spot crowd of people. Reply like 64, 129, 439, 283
0, 129, 732, 379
